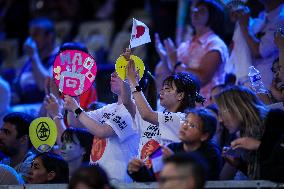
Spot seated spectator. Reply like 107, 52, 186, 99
0, 112, 35, 182
26, 152, 69, 184
159, 153, 208, 189
215, 86, 284, 179
60, 128, 93, 177
68, 165, 115, 189
0, 164, 24, 185
127, 109, 222, 181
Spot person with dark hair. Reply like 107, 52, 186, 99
159, 152, 208, 189
68, 165, 114, 189
12, 17, 58, 104
0, 112, 35, 182
128, 108, 222, 182
26, 152, 69, 184
60, 128, 93, 177
155, 0, 228, 102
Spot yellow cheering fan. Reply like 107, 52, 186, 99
115, 55, 145, 81
29, 117, 57, 153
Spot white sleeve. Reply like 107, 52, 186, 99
104, 106, 136, 142
87, 107, 104, 123
158, 111, 185, 142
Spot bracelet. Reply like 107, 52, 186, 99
131, 85, 142, 94
53, 114, 64, 121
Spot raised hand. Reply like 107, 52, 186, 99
164, 37, 177, 70
155, 33, 167, 62
64, 95, 80, 112
44, 93, 63, 118
24, 37, 38, 57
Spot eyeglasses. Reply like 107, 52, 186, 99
182, 120, 201, 130
159, 175, 189, 184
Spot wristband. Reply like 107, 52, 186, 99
131, 85, 142, 94
74, 107, 83, 118
53, 114, 64, 121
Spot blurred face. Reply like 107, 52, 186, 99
159, 163, 195, 189
29, 26, 49, 51
0, 122, 21, 156
159, 81, 183, 110
60, 135, 85, 163
272, 60, 284, 82
27, 157, 53, 184
218, 108, 241, 134
179, 114, 207, 143
110, 72, 122, 95
191, 4, 209, 28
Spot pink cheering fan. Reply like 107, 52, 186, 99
53, 49, 97, 96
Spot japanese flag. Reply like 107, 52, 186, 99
129, 18, 151, 48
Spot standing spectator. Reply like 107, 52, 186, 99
12, 17, 58, 104
155, 0, 228, 102
233, 0, 284, 88
0, 112, 35, 182
64, 71, 139, 183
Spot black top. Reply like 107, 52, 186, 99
128, 141, 222, 182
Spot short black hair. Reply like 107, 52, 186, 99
61, 128, 93, 163
35, 152, 69, 183
164, 152, 208, 189
68, 165, 112, 189
186, 108, 217, 141
3, 112, 33, 138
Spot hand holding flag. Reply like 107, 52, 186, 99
129, 18, 151, 48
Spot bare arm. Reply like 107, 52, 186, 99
176, 51, 222, 86
121, 81, 136, 118
64, 95, 115, 138
127, 60, 159, 125
24, 37, 50, 91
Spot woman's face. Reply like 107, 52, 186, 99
60, 135, 85, 163
27, 157, 53, 184
159, 81, 183, 111
191, 4, 209, 28
179, 113, 207, 143
110, 72, 123, 95
218, 107, 241, 134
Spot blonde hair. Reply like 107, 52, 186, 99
214, 86, 268, 139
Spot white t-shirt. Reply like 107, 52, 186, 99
133, 108, 184, 167
158, 110, 185, 143
88, 103, 139, 183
